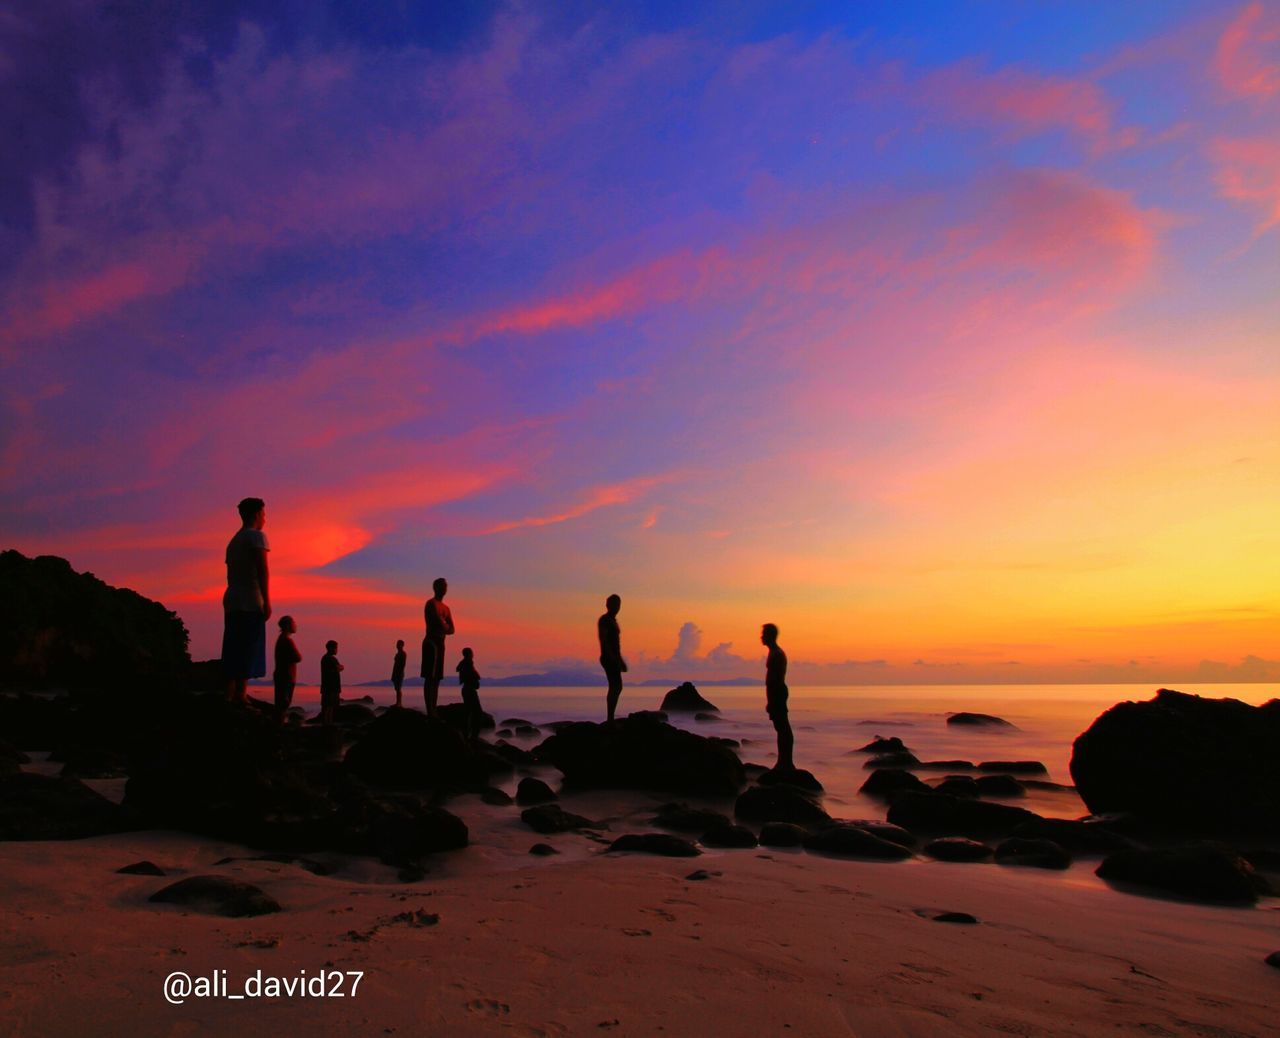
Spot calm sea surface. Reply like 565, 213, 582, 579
283, 682, 1277, 822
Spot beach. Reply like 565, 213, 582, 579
3, 682, 1278, 1036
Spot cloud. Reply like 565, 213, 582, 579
1214, 2, 1280, 100
1210, 135, 1280, 235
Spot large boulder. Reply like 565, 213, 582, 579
947, 712, 1015, 729
1096, 845, 1268, 904
734, 785, 830, 825
0, 773, 134, 840
1070, 689, 1280, 834
802, 825, 913, 860
344, 709, 496, 790
660, 682, 719, 713
886, 791, 1041, 839
0, 551, 190, 691
533, 716, 744, 796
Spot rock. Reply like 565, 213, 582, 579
117, 860, 166, 876
528, 843, 559, 857
1266, 951, 1280, 969
1071, 689, 1280, 834
1008, 818, 1135, 854
1096, 845, 1267, 904
924, 838, 993, 862
947, 713, 1015, 729
685, 869, 712, 880
0, 739, 28, 774
215, 853, 332, 876
916, 760, 976, 771
626, 710, 669, 723
437, 702, 495, 732
802, 825, 913, 860
886, 791, 1042, 838
495, 729, 513, 738
994, 837, 1071, 870
500, 718, 534, 727
709, 736, 741, 748
653, 803, 734, 833
977, 761, 1047, 776
934, 776, 979, 798
856, 736, 908, 754
0, 773, 133, 840
520, 804, 597, 834
58, 745, 130, 779
933, 912, 978, 924
757, 767, 824, 793
480, 787, 513, 806
759, 822, 808, 847
693, 713, 722, 723
149, 875, 281, 917
514, 724, 540, 737
607, 833, 701, 857
735, 785, 830, 826
864, 752, 920, 769
370, 805, 469, 863
515, 777, 557, 805
533, 717, 744, 796
859, 768, 929, 799
660, 682, 719, 713
834, 820, 917, 848
344, 709, 494, 789
488, 740, 538, 767
335, 702, 377, 725
974, 774, 1026, 797
0, 550, 190, 692
700, 822, 758, 848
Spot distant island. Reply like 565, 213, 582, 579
354, 670, 756, 688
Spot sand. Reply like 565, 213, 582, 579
2, 817, 1277, 1038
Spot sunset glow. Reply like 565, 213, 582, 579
2, 2, 1277, 684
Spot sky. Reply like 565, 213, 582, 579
1, 0, 1278, 686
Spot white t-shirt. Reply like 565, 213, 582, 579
223, 527, 270, 613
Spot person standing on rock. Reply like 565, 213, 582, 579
421, 577, 455, 717
222, 497, 270, 705
598, 594, 626, 723
761, 623, 794, 773
272, 615, 301, 722
391, 639, 407, 708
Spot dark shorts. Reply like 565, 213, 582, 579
421, 638, 444, 681
221, 610, 266, 679
600, 658, 624, 689
766, 685, 789, 722
273, 675, 295, 713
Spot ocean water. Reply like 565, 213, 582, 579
286, 681, 1278, 824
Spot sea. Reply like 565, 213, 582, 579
280, 681, 1278, 826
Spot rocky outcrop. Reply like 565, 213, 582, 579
734, 785, 830, 825
947, 713, 1015, 728
0, 773, 134, 840
344, 709, 503, 790
533, 715, 744, 796
660, 682, 719, 713
1096, 845, 1269, 904
1071, 689, 1280, 834
886, 791, 1041, 838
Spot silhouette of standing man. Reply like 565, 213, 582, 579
222, 497, 270, 705
421, 577, 455, 717
761, 623, 794, 773
598, 594, 626, 723
391, 639, 407, 708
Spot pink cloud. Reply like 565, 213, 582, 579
1210, 136, 1280, 234
476, 475, 667, 535
1214, 2, 1280, 99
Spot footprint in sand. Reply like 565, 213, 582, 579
465, 998, 511, 1017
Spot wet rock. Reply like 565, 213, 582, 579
916, 760, 976, 771
947, 713, 1015, 729
149, 875, 281, 917
1096, 845, 1267, 904
117, 860, 166, 876
1008, 818, 1135, 854
803, 825, 913, 860
533, 716, 744, 796
759, 822, 808, 847
488, 740, 538, 767
0, 773, 133, 840
500, 718, 534, 728
495, 728, 513, 738
856, 736, 908, 754
528, 843, 559, 857
693, 712, 723, 723
1071, 689, 1280, 834
653, 803, 734, 833
709, 736, 741, 749
335, 702, 377, 725
934, 776, 980, 798
660, 682, 719, 713
977, 761, 1047, 776
864, 752, 920, 769
480, 787, 513, 806
514, 724, 540, 737
974, 774, 1026, 797
1265, 951, 1280, 969
859, 768, 929, 799
994, 837, 1071, 870
515, 777, 557, 806
437, 702, 495, 732
757, 766, 824, 793
607, 833, 701, 857
833, 820, 917, 848
520, 804, 597, 834
344, 709, 495, 789
886, 791, 1042, 838
734, 785, 830, 826
369, 803, 469, 864
627, 710, 669, 723
923, 838, 993, 862
701, 822, 758, 849
685, 869, 712, 880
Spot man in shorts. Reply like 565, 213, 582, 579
761, 623, 794, 773
422, 577, 455, 717
222, 497, 270, 705
598, 594, 626, 723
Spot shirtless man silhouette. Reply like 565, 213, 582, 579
598, 594, 626, 723
422, 577, 455, 717
761, 623, 794, 773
